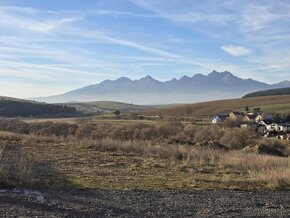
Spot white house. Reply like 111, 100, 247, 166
265, 123, 279, 131
212, 115, 229, 124
278, 124, 290, 132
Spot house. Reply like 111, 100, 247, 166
277, 134, 290, 140
255, 114, 263, 122
241, 122, 258, 129
265, 123, 279, 132
243, 113, 256, 123
255, 113, 273, 123
212, 114, 229, 124
229, 111, 244, 120
277, 124, 290, 133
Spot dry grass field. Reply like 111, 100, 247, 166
144, 95, 290, 117
0, 119, 289, 190
65, 101, 153, 114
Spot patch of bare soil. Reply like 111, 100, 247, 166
0, 188, 289, 217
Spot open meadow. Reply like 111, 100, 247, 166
0, 118, 289, 191
145, 95, 290, 118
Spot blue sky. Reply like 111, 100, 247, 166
0, 0, 290, 98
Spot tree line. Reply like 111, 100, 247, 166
0, 100, 77, 117
243, 87, 290, 98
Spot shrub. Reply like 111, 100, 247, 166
0, 143, 36, 185
195, 125, 224, 142
220, 128, 257, 149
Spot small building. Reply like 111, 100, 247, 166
277, 124, 290, 133
255, 114, 263, 123
265, 123, 279, 132
212, 114, 229, 124
243, 113, 256, 123
277, 134, 290, 140
229, 111, 244, 120
255, 113, 273, 123
241, 122, 258, 129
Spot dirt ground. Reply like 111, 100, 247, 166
0, 188, 289, 217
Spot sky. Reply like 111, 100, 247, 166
0, 0, 290, 98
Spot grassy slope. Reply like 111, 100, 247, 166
243, 87, 290, 98
0, 96, 77, 117
144, 95, 290, 117
146, 103, 185, 109
65, 101, 153, 113
0, 96, 39, 103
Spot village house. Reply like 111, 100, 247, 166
211, 110, 290, 140
265, 123, 279, 132
229, 111, 244, 120
255, 114, 263, 123
211, 114, 229, 124
277, 135, 290, 140
259, 122, 290, 139
243, 113, 256, 123
255, 113, 273, 123
240, 122, 258, 129
277, 124, 290, 132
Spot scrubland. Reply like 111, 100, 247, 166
0, 119, 289, 190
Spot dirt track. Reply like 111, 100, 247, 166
0, 188, 289, 217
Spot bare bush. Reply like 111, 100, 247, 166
0, 143, 36, 185
195, 125, 224, 142
220, 128, 256, 149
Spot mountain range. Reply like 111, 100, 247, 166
35, 71, 290, 104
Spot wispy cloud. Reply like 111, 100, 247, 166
0, 5, 206, 65
239, 4, 278, 32
221, 45, 252, 57
129, 0, 233, 24
0, 6, 82, 33
129, 0, 290, 36
0, 1, 290, 98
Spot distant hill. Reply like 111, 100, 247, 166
0, 96, 77, 117
34, 71, 290, 104
64, 101, 153, 114
243, 87, 290, 98
143, 95, 290, 117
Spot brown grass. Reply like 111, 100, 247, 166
66, 137, 290, 189
0, 119, 289, 190
0, 119, 258, 149
0, 138, 35, 186
143, 95, 290, 117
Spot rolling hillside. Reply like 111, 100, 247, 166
65, 101, 153, 114
144, 95, 290, 117
0, 96, 77, 117
243, 87, 290, 98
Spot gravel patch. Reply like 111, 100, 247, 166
0, 188, 289, 217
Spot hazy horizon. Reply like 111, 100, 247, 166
0, 0, 290, 99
